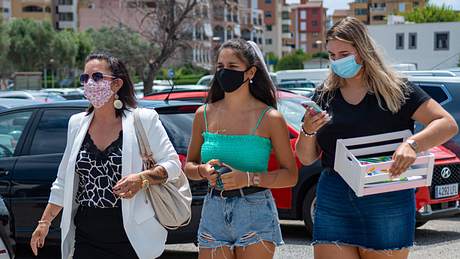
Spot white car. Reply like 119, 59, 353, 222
0, 91, 66, 103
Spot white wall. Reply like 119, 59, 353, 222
368, 22, 460, 70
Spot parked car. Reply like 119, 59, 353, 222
408, 76, 460, 157
41, 88, 85, 100
401, 70, 457, 77
196, 73, 278, 87
275, 69, 329, 86
392, 63, 417, 71
0, 91, 66, 103
277, 80, 316, 97
0, 100, 206, 252
145, 89, 460, 232
0, 98, 39, 112
447, 68, 460, 77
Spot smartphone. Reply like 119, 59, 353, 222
302, 100, 323, 113
216, 166, 232, 175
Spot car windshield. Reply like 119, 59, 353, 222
159, 113, 194, 154
278, 97, 307, 132
278, 82, 315, 89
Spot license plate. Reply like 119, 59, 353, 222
435, 183, 459, 199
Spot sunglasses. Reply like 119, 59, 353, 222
80, 72, 117, 84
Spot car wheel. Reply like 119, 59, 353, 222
302, 184, 317, 236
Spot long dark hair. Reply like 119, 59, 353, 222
206, 39, 277, 109
85, 52, 137, 117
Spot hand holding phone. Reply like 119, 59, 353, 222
302, 100, 324, 114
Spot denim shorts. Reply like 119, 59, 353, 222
313, 168, 415, 250
197, 189, 284, 249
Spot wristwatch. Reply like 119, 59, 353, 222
406, 139, 419, 153
139, 173, 150, 189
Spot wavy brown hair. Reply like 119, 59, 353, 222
206, 39, 277, 109
321, 17, 408, 113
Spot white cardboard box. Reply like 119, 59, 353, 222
334, 130, 435, 197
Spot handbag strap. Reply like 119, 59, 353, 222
133, 109, 156, 165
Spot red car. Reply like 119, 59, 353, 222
145, 89, 460, 234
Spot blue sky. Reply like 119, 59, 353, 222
286, 0, 460, 15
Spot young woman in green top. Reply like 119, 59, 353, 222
185, 39, 298, 259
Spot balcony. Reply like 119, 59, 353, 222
58, 21, 74, 29
58, 5, 73, 13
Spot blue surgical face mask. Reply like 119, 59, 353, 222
330, 55, 362, 79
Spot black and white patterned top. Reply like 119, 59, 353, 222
75, 131, 123, 208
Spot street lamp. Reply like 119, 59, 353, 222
315, 40, 323, 68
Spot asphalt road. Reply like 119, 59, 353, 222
16, 217, 460, 259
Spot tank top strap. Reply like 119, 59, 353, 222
203, 103, 209, 132
252, 106, 272, 134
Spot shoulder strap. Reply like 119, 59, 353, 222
133, 109, 156, 168
252, 106, 272, 134
203, 104, 209, 132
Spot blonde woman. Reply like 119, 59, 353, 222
296, 17, 458, 259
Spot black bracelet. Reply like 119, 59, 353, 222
300, 124, 317, 137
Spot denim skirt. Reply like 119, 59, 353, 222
312, 168, 415, 250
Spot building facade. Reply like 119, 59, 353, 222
368, 22, 460, 69
349, 0, 426, 25
52, 0, 78, 30
292, 0, 327, 55
11, 0, 52, 21
0, 0, 12, 21
258, 0, 295, 58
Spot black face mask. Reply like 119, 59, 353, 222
215, 67, 252, 93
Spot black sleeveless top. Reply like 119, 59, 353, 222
75, 131, 123, 208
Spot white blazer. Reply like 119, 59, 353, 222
48, 107, 182, 259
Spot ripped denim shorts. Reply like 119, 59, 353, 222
197, 189, 284, 249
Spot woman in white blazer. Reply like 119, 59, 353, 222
29, 52, 182, 259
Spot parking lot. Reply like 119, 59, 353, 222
16, 217, 460, 259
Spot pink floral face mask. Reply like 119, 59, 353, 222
83, 79, 114, 108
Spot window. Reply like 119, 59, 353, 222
159, 113, 194, 155
300, 10, 306, 20
355, 0, 367, 3
266, 38, 273, 45
58, 12, 74, 21
312, 43, 318, 49
312, 21, 318, 26
300, 33, 306, 41
265, 11, 272, 18
282, 24, 290, 33
396, 33, 404, 49
266, 25, 272, 31
434, 32, 449, 50
282, 11, 290, 20
22, 5, 43, 13
417, 84, 450, 105
313, 32, 319, 37
355, 8, 367, 16
409, 33, 417, 49
399, 3, 405, 12
58, 0, 73, 4
29, 109, 81, 155
265, 0, 272, 3
0, 111, 33, 158
300, 21, 306, 31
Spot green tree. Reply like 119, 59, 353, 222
87, 27, 156, 86
51, 30, 79, 69
74, 31, 94, 68
7, 19, 56, 71
0, 18, 12, 87
403, 4, 460, 23
275, 50, 312, 71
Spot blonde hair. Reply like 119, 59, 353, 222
320, 17, 408, 113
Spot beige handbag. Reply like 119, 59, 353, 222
133, 109, 192, 230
